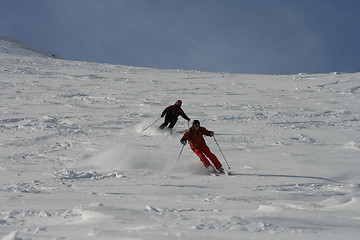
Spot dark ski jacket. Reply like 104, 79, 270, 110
161, 105, 190, 121
181, 126, 212, 150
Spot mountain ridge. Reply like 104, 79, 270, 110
0, 34, 59, 59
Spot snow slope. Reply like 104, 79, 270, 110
0, 35, 360, 240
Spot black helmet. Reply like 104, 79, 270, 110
192, 120, 200, 126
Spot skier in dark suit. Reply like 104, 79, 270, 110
159, 100, 190, 129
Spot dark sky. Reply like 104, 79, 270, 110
1, 0, 360, 74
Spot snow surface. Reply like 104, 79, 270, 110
0, 34, 360, 239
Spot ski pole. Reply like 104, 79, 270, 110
139, 117, 161, 134
175, 144, 185, 164
213, 135, 231, 170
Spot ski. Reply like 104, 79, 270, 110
217, 170, 232, 176
176, 129, 187, 134
209, 170, 232, 176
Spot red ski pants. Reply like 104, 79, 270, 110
192, 146, 222, 169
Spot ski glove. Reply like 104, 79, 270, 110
209, 131, 214, 137
181, 140, 187, 145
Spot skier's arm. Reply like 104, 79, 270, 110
180, 130, 190, 143
180, 110, 190, 121
202, 128, 214, 137
161, 106, 169, 117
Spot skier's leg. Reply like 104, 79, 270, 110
202, 146, 222, 169
159, 117, 170, 129
192, 148, 211, 168
168, 118, 178, 129
159, 122, 168, 129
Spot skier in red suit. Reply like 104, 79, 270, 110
181, 120, 224, 174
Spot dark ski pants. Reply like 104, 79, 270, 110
159, 117, 178, 129
193, 146, 222, 169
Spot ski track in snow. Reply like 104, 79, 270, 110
1, 37, 360, 239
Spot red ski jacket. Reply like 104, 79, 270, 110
181, 126, 212, 150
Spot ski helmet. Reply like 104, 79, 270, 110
192, 120, 200, 126
175, 100, 182, 106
